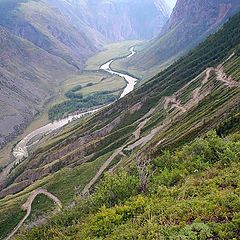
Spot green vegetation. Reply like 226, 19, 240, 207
2, 11, 240, 240
110, 12, 240, 146
223, 53, 240, 81
0, 152, 111, 239
0, 201, 25, 239
47, 68, 127, 121
15, 131, 240, 239
64, 85, 83, 100
28, 195, 55, 222
48, 91, 118, 121
217, 112, 240, 136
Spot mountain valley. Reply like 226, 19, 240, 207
0, 0, 169, 152
0, 0, 239, 239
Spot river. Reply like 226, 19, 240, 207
100, 47, 137, 98
0, 47, 138, 183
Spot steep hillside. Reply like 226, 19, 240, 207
0, 0, 104, 150
57, 0, 171, 41
0, 10, 239, 239
0, 0, 104, 69
122, 0, 240, 78
0, 26, 76, 150
89, 0, 170, 40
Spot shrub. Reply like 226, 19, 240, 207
92, 170, 139, 207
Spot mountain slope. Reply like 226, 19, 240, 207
0, 0, 104, 150
0, 26, 76, 149
125, 0, 240, 76
16, 131, 240, 239
0, 0, 104, 69
0, 10, 240, 239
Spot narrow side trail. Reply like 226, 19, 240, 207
81, 146, 126, 197
5, 189, 62, 240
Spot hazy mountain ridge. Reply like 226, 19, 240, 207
127, 0, 240, 73
0, 25, 76, 149
62, 0, 171, 41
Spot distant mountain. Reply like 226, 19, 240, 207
128, 0, 240, 72
0, 0, 103, 149
166, 0, 177, 9
61, 0, 171, 41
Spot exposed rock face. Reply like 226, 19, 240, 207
128, 0, 240, 70
85, 0, 171, 40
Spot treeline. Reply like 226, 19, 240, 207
140, 11, 240, 97
49, 91, 118, 121
64, 85, 83, 100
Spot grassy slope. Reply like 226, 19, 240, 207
111, 36, 179, 81
0, 39, 131, 167
119, 2, 240, 81
0, 152, 111, 239
0, 40, 141, 238
46, 40, 143, 121
16, 130, 240, 239
112, 52, 178, 82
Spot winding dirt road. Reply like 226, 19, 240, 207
5, 188, 62, 240
81, 146, 126, 197
1, 46, 138, 240
81, 54, 240, 195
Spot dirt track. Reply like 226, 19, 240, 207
5, 188, 62, 240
